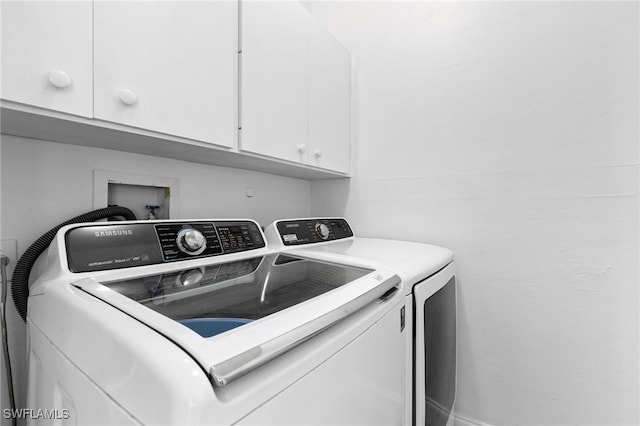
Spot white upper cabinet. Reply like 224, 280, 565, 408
240, 1, 310, 164
240, 1, 351, 173
307, 22, 351, 173
1, 1, 93, 117
1, 0, 350, 178
93, 1, 237, 148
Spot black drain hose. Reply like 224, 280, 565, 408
11, 206, 137, 322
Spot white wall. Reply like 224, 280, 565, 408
1, 134, 311, 253
309, 2, 639, 425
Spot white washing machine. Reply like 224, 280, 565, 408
264, 218, 457, 426
25, 219, 406, 425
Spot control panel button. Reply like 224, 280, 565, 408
217, 222, 264, 253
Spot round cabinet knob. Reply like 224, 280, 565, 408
47, 69, 71, 89
297, 144, 307, 154
176, 228, 206, 255
314, 149, 323, 158
119, 89, 138, 106
315, 223, 330, 240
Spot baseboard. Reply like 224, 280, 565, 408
453, 411, 494, 426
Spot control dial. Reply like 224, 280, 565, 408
315, 223, 330, 240
176, 228, 207, 255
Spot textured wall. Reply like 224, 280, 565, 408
309, 2, 639, 425
1, 134, 311, 253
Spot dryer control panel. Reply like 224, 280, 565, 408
275, 218, 353, 246
65, 220, 265, 273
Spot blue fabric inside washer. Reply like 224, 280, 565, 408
179, 318, 252, 338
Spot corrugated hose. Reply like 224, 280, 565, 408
2, 206, 136, 424
11, 206, 137, 322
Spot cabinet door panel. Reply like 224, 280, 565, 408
94, 1, 237, 147
1, 1, 93, 117
308, 25, 351, 173
240, 1, 310, 163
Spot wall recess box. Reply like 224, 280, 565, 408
94, 170, 180, 220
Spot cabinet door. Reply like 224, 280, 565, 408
1, 1, 93, 117
240, 1, 310, 163
308, 25, 351, 173
93, 1, 237, 148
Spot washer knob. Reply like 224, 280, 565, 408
315, 223, 330, 240
177, 228, 206, 255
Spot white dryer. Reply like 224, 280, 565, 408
25, 219, 406, 425
265, 218, 457, 426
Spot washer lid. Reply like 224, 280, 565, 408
100, 253, 372, 324
73, 253, 400, 387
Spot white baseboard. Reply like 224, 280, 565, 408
453, 411, 494, 426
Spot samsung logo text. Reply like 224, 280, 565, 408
94, 229, 133, 237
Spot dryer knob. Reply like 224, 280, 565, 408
315, 223, 330, 240
177, 228, 206, 255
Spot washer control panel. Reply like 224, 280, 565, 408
156, 222, 223, 260
276, 218, 353, 246
65, 220, 265, 272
